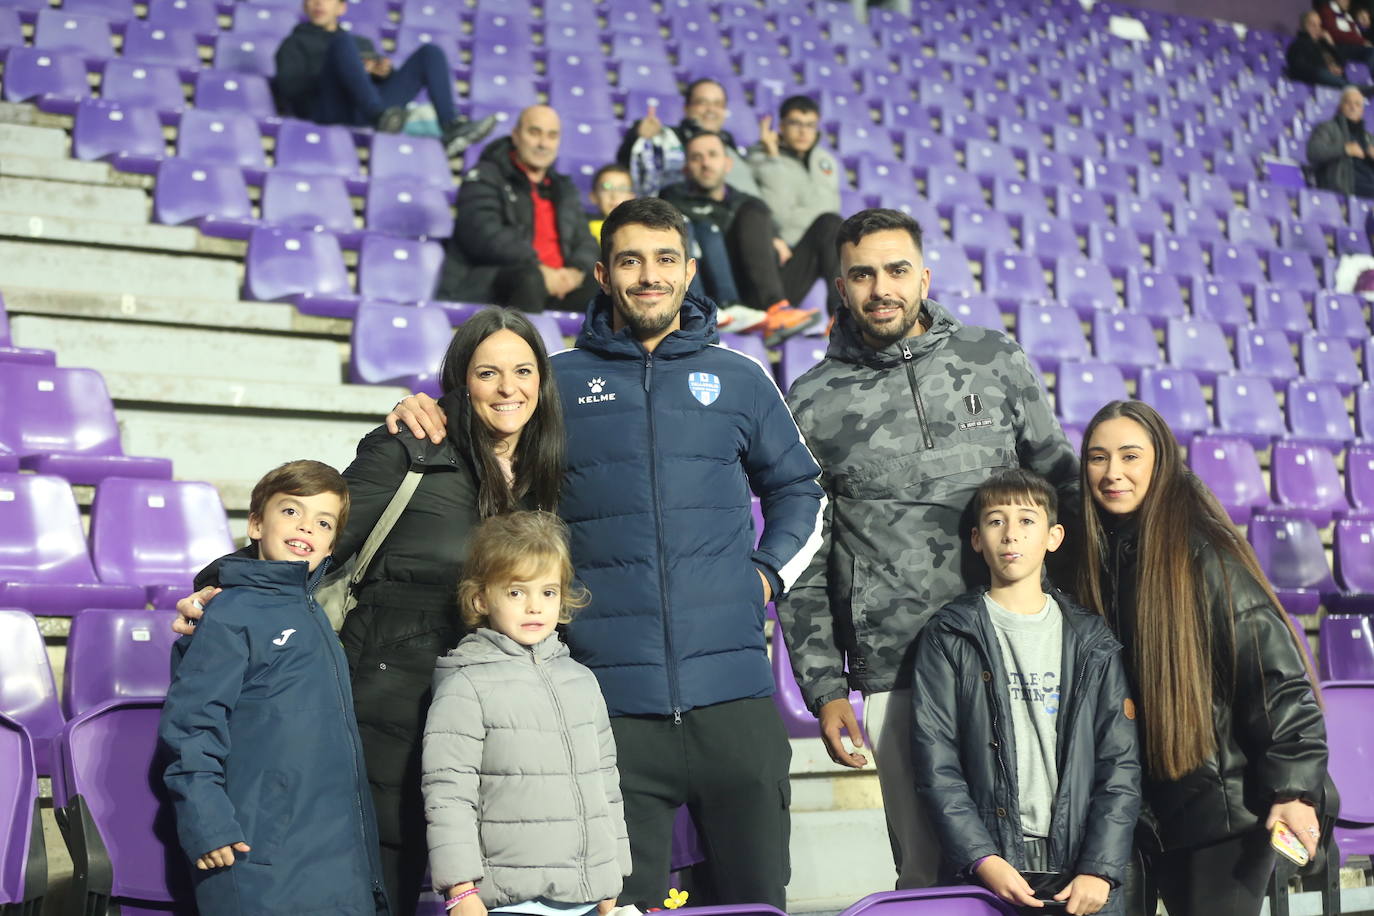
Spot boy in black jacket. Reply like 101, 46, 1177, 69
911, 469, 1140, 915
273, 0, 493, 156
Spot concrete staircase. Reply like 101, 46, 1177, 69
0, 101, 894, 914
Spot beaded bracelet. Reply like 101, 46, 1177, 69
445, 888, 479, 911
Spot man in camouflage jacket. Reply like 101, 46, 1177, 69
777, 208, 1080, 889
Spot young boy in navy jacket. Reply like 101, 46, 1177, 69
159, 460, 390, 915
911, 469, 1141, 916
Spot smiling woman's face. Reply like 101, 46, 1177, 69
1085, 416, 1156, 516
466, 329, 539, 450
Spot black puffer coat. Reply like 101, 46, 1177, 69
1102, 518, 1328, 852
911, 588, 1141, 910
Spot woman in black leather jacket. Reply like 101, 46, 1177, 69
1074, 400, 1327, 916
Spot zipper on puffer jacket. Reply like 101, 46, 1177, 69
535, 650, 593, 902
899, 339, 935, 450
644, 353, 683, 724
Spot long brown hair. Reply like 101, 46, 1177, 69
1076, 400, 1313, 780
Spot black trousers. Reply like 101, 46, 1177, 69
610, 697, 792, 911
724, 202, 843, 313
439, 262, 600, 313
1145, 827, 1275, 916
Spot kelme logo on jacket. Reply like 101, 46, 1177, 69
959, 393, 994, 431
688, 372, 721, 406
579, 377, 615, 405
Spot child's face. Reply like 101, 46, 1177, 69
248, 491, 342, 572
303, 0, 345, 28
590, 172, 634, 218
970, 501, 1063, 589
477, 560, 564, 646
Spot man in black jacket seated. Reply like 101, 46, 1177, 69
273, 0, 494, 157
438, 105, 600, 312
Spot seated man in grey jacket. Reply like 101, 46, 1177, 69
747, 96, 843, 315
1307, 86, 1374, 198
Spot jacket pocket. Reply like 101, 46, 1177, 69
245, 770, 291, 865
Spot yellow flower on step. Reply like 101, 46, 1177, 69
663, 888, 689, 909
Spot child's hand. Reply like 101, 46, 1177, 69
1053, 874, 1110, 915
974, 856, 1042, 908
195, 841, 249, 869
453, 893, 487, 916
596, 898, 617, 915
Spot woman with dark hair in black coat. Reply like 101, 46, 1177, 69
176, 308, 567, 915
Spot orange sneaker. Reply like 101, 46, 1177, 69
762, 300, 820, 346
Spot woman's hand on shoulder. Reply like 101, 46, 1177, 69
386, 393, 448, 444
172, 586, 222, 636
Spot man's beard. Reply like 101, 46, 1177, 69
854, 297, 922, 345
617, 284, 681, 338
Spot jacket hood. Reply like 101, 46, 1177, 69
217, 554, 331, 593
825, 299, 960, 368
573, 290, 720, 359
436, 626, 570, 668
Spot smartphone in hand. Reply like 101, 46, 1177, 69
1271, 820, 1311, 866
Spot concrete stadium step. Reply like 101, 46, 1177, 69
0, 238, 241, 300
11, 314, 348, 385
0, 150, 151, 189
0, 174, 151, 224
786, 807, 893, 911
0, 209, 241, 256
0, 120, 68, 161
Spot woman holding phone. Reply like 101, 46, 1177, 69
1075, 400, 1328, 916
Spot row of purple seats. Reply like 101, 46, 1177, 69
0, 473, 232, 615
1246, 513, 1374, 615
1190, 437, 1374, 527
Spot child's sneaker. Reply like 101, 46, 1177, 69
717, 303, 768, 332
762, 301, 821, 346
442, 114, 499, 157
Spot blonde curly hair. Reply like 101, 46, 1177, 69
457, 510, 590, 628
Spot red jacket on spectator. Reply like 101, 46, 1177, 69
1320, 0, 1369, 47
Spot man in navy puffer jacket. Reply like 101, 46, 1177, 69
389, 198, 825, 910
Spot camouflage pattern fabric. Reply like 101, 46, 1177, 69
777, 300, 1080, 710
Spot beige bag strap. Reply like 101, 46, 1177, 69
348, 469, 424, 592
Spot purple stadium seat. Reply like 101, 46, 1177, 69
1014, 301, 1091, 368
1334, 226, 1371, 256
348, 300, 451, 395
55, 698, 188, 911
923, 238, 978, 297
120, 21, 199, 71
70, 97, 166, 172
365, 176, 454, 239
369, 133, 452, 194
1189, 434, 1270, 524
177, 108, 267, 177
990, 177, 1049, 222
1022, 215, 1082, 265
1083, 159, 1134, 199
901, 131, 958, 170
1297, 187, 1346, 230
1025, 148, 1078, 186
1190, 172, 1236, 214
232, 4, 298, 38
1318, 615, 1374, 679
1246, 181, 1294, 223
1085, 224, 1144, 272
1090, 310, 1158, 379
943, 293, 1003, 331
1349, 442, 1374, 513
1165, 316, 1232, 383
852, 157, 912, 196
1054, 258, 1117, 315
983, 252, 1049, 303
950, 207, 1014, 258
1280, 220, 1329, 260
1116, 196, 1170, 237
1189, 278, 1249, 331
836, 886, 1016, 916
34, 9, 113, 61
777, 335, 827, 394
192, 69, 275, 119
1151, 231, 1207, 281
357, 234, 443, 304
59, 0, 134, 25
1, 48, 90, 110
273, 119, 362, 183
1331, 519, 1374, 612
152, 157, 258, 237
525, 314, 566, 358
1226, 209, 1276, 247
261, 170, 357, 236
89, 477, 235, 607
145, 0, 218, 38
1122, 268, 1186, 325
924, 165, 986, 213
243, 226, 355, 312
1138, 367, 1210, 440
718, 333, 770, 373
1253, 286, 1312, 339
0, 474, 147, 614
1210, 242, 1268, 289
1245, 513, 1334, 616
213, 32, 276, 76
1267, 250, 1320, 292
1052, 123, 1101, 158
1055, 186, 1111, 229
0, 365, 172, 484
1270, 441, 1349, 525
1214, 374, 1285, 447
0, 611, 64, 776
0, 710, 44, 913
772, 628, 862, 741
63, 610, 180, 717
1287, 379, 1355, 449
1320, 683, 1374, 866
101, 59, 185, 116
1301, 333, 1362, 392
1056, 360, 1128, 427
1313, 293, 1369, 342
1173, 204, 1224, 242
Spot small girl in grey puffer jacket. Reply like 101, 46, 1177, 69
420, 512, 631, 916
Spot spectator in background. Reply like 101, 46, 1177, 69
439, 105, 601, 312
273, 0, 494, 157
617, 78, 761, 197
748, 95, 844, 315
1317, 0, 1374, 68
660, 132, 823, 343
1308, 86, 1374, 197
1286, 10, 1363, 91
588, 163, 636, 244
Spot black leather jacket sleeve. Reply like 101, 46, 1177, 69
330, 427, 415, 569
1207, 551, 1328, 808
1074, 649, 1141, 885
910, 628, 1001, 874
